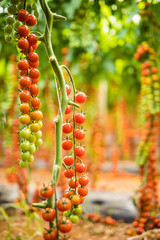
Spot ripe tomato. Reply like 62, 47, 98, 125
29, 61, 39, 68
64, 169, 74, 178
78, 187, 88, 196
30, 97, 41, 109
30, 84, 39, 96
20, 70, 27, 76
26, 14, 37, 26
66, 84, 71, 95
39, 185, 54, 199
71, 195, 81, 206
74, 113, 86, 124
18, 9, 29, 22
42, 208, 56, 222
19, 90, 31, 102
17, 25, 29, 37
69, 179, 78, 188
69, 214, 79, 224
74, 146, 85, 157
75, 163, 86, 173
30, 110, 43, 120
74, 129, 85, 140
27, 34, 37, 45
30, 122, 40, 132
32, 43, 37, 50
29, 68, 40, 79
17, 38, 29, 50
28, 52, 39, 63
78, 175, 89, 186
63, 156, 74, 166
19, 102, 30, 114
65, 105, 72, 114
62, 123, 73, 134
19, 76, 31, 89
80, 196, 84, 204
17, 59, 29, 70
152, 67, 158, 74
31, 78, 39, 84
63, 190, 74, 199
58, 218, 72, 233
19, 114, 30, 124
75, 92, 86, 103
73, 205, 82, 215
43, 228, 57, 240
57, 197, 71, 211
62, 140, 73, 151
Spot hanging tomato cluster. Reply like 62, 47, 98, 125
5, 4, 43, 168
133, 42, 160, 234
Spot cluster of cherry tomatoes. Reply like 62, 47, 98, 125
10, 8, 42, 168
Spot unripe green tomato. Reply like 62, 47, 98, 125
28, 134, 36, 143
19, 160, 28, 168
28, 155, 34, 162
20, 128, 31, 139
10, 0, 19, 4
5, 35, 13, 43
16, 2, 24, 10
29, 143, 36, 154
153, 82, 159, 89
63, 210, 71, 218
35, 138, 43, 147
8, 4, 17, 14
37, 120, 43, 129
13, 20, 21, 30
20, 141, 31, 151
35, 130, 42, 138
69, 215, 79, 224
20, 151, 31, 161
6, 16, 15, 25
73, 205, 82, 215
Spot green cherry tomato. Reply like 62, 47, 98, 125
20, 151, 31, 161
73, 205, 82, 215
20, 141, 31, 151
35, 130, 42, 138
29, 143, 36, 154
63, 210, 71, 218
20, 128, 31, 139
4, 25, 13, 34
7, 4, 17, 14
13, 20, 21, 30
5, 35, 13, 43
19, 160, 28, 168
35, 138, 43, 147
28, 134, 36, 143
28, 155, 34, 162
6, 16, 15, 25
69, 215, 79, 224
37, 120, 43, 129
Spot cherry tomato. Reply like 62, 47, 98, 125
30, 110, 43, 121
19, 160, 28, 168
32, 43, 37, 50
19, 90, 31, 102
74, 129, 85, 140
17, 59, 29, 70
78, 187, 88, 196
57, 197, 71, 212
17, 38, 29, 50
31, 78, 39, 84
64, 169, 74, 178
19, 114, 30, 124
35, 130, 42, 138
19, 127, 31, 139
80, 196, 84, 204
26, 14, 37, 26
63, 156, 74, 166
74, 113, 86, 124
74, 146, 85, 157
18, 9, 29, 22
28, 155, 34, 163
30, 84, 39, 96
65, 105, 72, 114
30, 122, 40, 132
39, 185, 54, 199
75, 163, 86, 173
43, 228, 57, 240
63, 190, 74, 199
75, 92, 86, 103
28, 134, 36, 143
29, 61, 39, 68
69, 215, 79, 224
19, 102, 30, 114
78, 175, 89, 186
62, 140, 73, 151
71, 195, 81, 206
20, 140, 30, 151
66, 85, 71, 95
29, 143, 36, 154
27, 34, 37, 45
17, 25, 29, 37
30, 97, 41, 109
58, 218, 72, 233
69, 179, 78, 188
62, 123, 73, 134
73, 205, 82, 215
42, 208, 56, 222
29, 68, 40, 79
19, 76, 31, 89
35, 138, 43, 147
28, 52, 39, 63
20, 151, 31, 161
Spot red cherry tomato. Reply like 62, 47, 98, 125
64, 169, 74, 178
29, 61, 39, 68
71, 195, 81, 205
62, 123, 73, 134
31, 78, 39, 84
75, 162, 86, 173
29, 68, 40, 79
74, 113, 86, 124
78, 187, 88, 196
30, 84, 39, 96
57, 197, 71, 212
30, 110, 43, 120
39, 185, 54, 199
42, 208, 56, 222
26, 14, 37, 26
74, 146, 85, 157
19, 102, 30, 114
20, 70, 27, 76
78, 175, 89, 186
62, 140, 73, 151
28, 52, 39, 63
74, 129, 85, 140
75, 92, 87, 103
69, 179, 79, 188
43, 228, 57, 240
19, 90, 31, 102
65, 105, 72, 114
27, 34, 37, 45
63, 156, 74, 166
17, 59, 29, 70
30, 97, 41, 109
18, 9, 29, 22
66, 85, 71, 95
58, 218, 72, 233
17, 38, 29, 50
17, 25, 29, 37
19, 76, 31, 89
